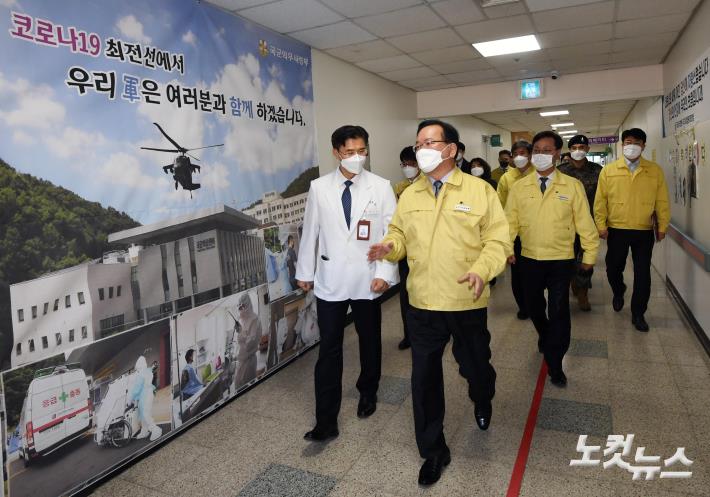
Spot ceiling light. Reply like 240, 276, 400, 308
540, 110, 569, 117
559, 130, 578, 135
551, 123, 574, 128
473, 34, 540, 58
481, 0, 520, 7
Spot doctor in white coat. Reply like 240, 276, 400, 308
297, 124, 398, 442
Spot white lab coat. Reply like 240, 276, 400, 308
296, 168, 398, 301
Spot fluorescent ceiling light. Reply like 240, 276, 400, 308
540, 110, 569, 117
560, 130, 578, 135
551, 123, 574, 127
473, 34, 540, 58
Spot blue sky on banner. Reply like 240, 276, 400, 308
0, 0, 316, 224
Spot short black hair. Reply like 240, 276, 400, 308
498, 149, 511, 157
456, 141, 466, 152
417, 119, 460, 145
532, 130, 563, 150
511, 140, 532, 155
185, 349, 194, 363
621, 128, 647, 143
400, 145, 416, 162
331, 125, 369, 149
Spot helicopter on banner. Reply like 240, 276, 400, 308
141, 122, 223, 196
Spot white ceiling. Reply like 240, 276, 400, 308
474, 98, 639, 135
206, 0, 700, 91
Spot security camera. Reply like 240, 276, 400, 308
551, 71, 560, 80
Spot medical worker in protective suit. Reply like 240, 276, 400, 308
130, 355, 162, 442
234, 293, 262, 389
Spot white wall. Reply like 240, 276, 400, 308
311, 49, 419, 184
620, 0, 710, 341
427, 115, 512, 166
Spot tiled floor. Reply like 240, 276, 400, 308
92, 260, 709, 497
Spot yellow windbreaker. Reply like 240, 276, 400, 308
594, 157, 670, 232
505, 171, 599, 265
382, 168, 511, 311
497, 166, 534, 208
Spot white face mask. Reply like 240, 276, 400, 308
623, 144, 642, 160
416, 144, 450, 174
471, 166, 484, 177
340, 154, 366, 175
402, 165, 419, 179
513, 155, 529, 169
531, 154, 554, 172
570, 150, 587, 161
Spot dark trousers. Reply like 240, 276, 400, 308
408, 307, 496, 459
511, 237, 526, 312
314, 297, 381, 429
398, 260, 410, 341
573, 235, 594, 289
605, 228, 654, 316
520, 257, 574, 373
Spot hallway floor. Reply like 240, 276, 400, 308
92, 262, 709, 497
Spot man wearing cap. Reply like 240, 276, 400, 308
558, 135, 603, 312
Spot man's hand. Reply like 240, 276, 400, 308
598, 229, 608, 240
457, 272, 485, 300
370, 278, 390, 293
368, 242, 394, 261
580, 263, 594, 271
657, 231, 666, 242
297, 280, 313, 292
507, 255, 516, 265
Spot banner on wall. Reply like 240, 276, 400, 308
0, 0, 317, 370
663, 45, 710, 137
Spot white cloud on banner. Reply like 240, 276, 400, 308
116, 15, 152, 44
201, 162, 230, 190
12, 130, 34, 145
0, 73, 65, 129
99, 152, 169, 190
0, 0, 19, 8
44, 127, 106, 158
182, 30, 197, 46
211, 54, 315, 173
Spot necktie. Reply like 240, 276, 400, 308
342, 180, 353, 229
540, 177, 548, 194
433, 180, 443, 198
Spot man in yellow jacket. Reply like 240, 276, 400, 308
506, 131, 599, 387
368, 119, 510, 486
497, 140, 534, 319
594, 128, 670, 332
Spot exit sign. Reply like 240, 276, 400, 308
519, 79, 543, 100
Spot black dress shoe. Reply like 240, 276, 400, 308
418, 449, 451, 486
303, 425, 339, 442
632, 315, 649, 332
357, 396, 377, 418
517, 310, 529, 320
398, 338, 411, 350
549, 370, 567, 387
474, 403, 492, 431
612, 294, 624, 312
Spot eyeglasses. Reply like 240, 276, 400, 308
413, 139, 448, 153
339, 148, 368, 158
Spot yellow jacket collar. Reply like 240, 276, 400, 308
413, 165, 462, 191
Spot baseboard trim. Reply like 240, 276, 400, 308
665, 276, 710, 358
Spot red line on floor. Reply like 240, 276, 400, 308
505, 360, 548, 497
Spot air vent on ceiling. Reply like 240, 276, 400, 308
480, 0, 521, 7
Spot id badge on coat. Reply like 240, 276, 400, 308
357, 220, 371, 240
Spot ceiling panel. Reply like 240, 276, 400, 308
455, 15, 535, 44
447, 68, 501, 84
545, 41, 612, 60
526, 0, 606, 12
410, 45, 480, 65
209, 0, 272, 10
387, 28, 465, 52
319, 0, 423, 18
325, 40, 402, 63
614, 14, 691, 38
430, 0, 487, 26
538, 24, 614, 48
610, 32, 677, 52
378, 66, 438, 81
430, 58, 493, 74
237, 0, 342, 33
484, 50, 550, 67
355, 54, 422, 72
289, 21, 377, 49
482, 2, 528, 18
617, 0, 701, 21
354, 5, 446, 38
532, 1, 615, 32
